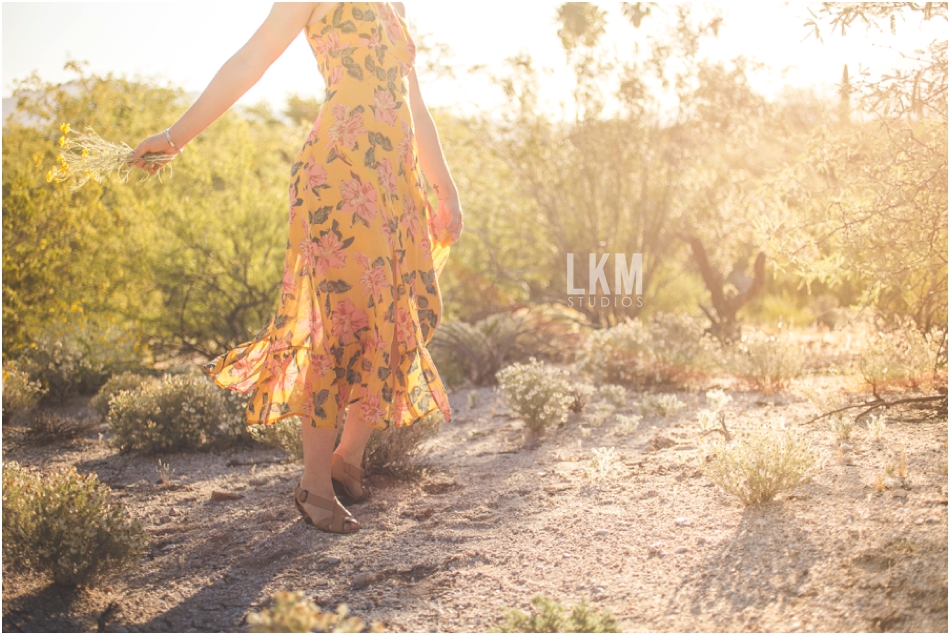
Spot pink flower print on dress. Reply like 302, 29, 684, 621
373, 89, 398, 127
331, 297, 369, 345
401, 206, 420, 241
360, 263, 388, 303
340, 177, 378, 224
281, 262, 297, 296
327, 65, 343, 87
300, 238, 318, 276
398, 120, 415, 167
395, 306, 417, 348
313, 30, 343, 57
361, 327, 387, 358
274, 363, 300, 393
379, 4, 403, 43
301, 376, 315, 420
326, 105, 366, 150
315, 231, 347, 275
307, 111, 324, 144
359, 387, 387, 428
376, 157, 398, 197
312, 353, 333, 377
308, 162, 328, 189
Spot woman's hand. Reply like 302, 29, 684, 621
436, 195, 464, 245
128, 132, 179, 175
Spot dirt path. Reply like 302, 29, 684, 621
3, 376, 947, 633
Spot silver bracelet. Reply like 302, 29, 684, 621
163, 128, 182, 154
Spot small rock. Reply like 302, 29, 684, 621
594, 529, 609, 536
890, 489, 908, 500
211, 490, 244, 501
249, 477, 269, 487
755, 518, 767, 527
352, 572, 375, 589
312, 576, 329, 587
259, 511, 278, 522
696, 537, 706, 546
674, 517, 691, 526
674, 546, 689, 554
884, 477, 906, 490
838, 442, 854, 452
168, 507, 182, 517
641, 490, 658, 499
324, 556, 342, 566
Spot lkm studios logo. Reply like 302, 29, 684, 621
566, 252, 643, 308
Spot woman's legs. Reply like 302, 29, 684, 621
334, 402, 375, 466
299, 421, 360, 529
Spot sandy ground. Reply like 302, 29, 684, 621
2, 360, 948, 633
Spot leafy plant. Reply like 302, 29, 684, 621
493, 593, 620, 633
363, 410, 444, 477
247, 591, 384, 633
1, 362, 47, 421
640, 393, 686, 417
567, 382, 597, 413
597, 384, 627, 408
2, 461, 145, 586
89, 371, 155, 417
702, 422, 821, 505
496, 358, 573, 435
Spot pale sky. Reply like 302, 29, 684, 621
3, 2, 946, 120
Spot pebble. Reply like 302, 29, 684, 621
168, 507, 182, 517
312, 576, 329, 587
210, 490, 244, 501
755, 518, 767, 527
890, 489, 908, 500
674, 546, 689, 554
324, 556, 342, 565
674, 517, 690, 526
594, 529, 609, 536
249, 477, 270, 487
352, 572, 375, 588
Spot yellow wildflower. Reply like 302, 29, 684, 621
46, 170, 54, 183
59, 136, 67, 147
60, 164, 68, 175
60, 122, 71, 134
81, 148, 88, 159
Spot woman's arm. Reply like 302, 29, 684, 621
394, 4, 463, 243
130, 2, 325, 172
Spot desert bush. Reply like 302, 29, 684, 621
89, 371, 156, 417
597, 384, 627, 408
567, 382, 597, 413
616, 414, 642, 434
493, 593, 620, 633
2, 461, 145, 586
247, 590, 384, 633
578, 313, 711, 389
21, 410, 100, 445
1, 362, 47, 420
247, 417, 304, 461
640, 393, 686, 417
577, 318, 652, 386
860, 319, 946, 392
431, 305, 582, 387
108, 372, 243, 454
587, 402, 617, 427
828, 414, 854, 442
702, 423, 821, 505
724, 330, 804, 394
496, 358, 572, 434
14, 318, 146, 403
364, 410, 444, 477
585, 447, 624, 482
865, 413, 887, 442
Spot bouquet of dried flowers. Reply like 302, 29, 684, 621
46, 123, 177, 191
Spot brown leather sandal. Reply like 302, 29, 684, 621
293, 485, 360, 534
331, 453, 366, 503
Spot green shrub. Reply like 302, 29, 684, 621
247, 590, 384, 633
597, 384, 627, 408
702, 422, 821, 505
640, 393, 686, 417
1, 362, 47, 420
89, 371, 156, 417
496, 358, 572, 435
14, 318, 146, 403
860, 319, 946, 392
493, 593, 620, 633
364, 410, 444, 477
567, 382, 597, 413
22, 410, 100, 445
2, 461, 145, 586
248, 417, 305, 461
725, 330, 805, 394
578, 313, 710, 388
108, 372, 244, 454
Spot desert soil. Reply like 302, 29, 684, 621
3, 339, 948, 633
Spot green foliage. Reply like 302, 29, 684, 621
723, 330, 805, 394
597, 384, 627, 408
496, 358, 572, 434
2, 461, 146, 586
247, 417, 305, 461
107, 371, 245, 454
640, 393, 686, 417
578, 313, 711, 388
12, 315, 146, 403
363, 410, 444, 477
567, 382, 597, 413
493, 593, 620, 633
702, 422, 821, 505
859, 317, 946, 392
21, 410, 99, 446
89, 371, 156, 417
1, 362, 47, 420
247, 590, 384, 633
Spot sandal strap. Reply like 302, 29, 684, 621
342, 460, 362, 480
296, 486, 335, 511
296, 486, 357, 533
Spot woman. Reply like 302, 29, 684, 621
130, 2, 463, 535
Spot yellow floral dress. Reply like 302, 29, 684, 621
204, 2, 453, 431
